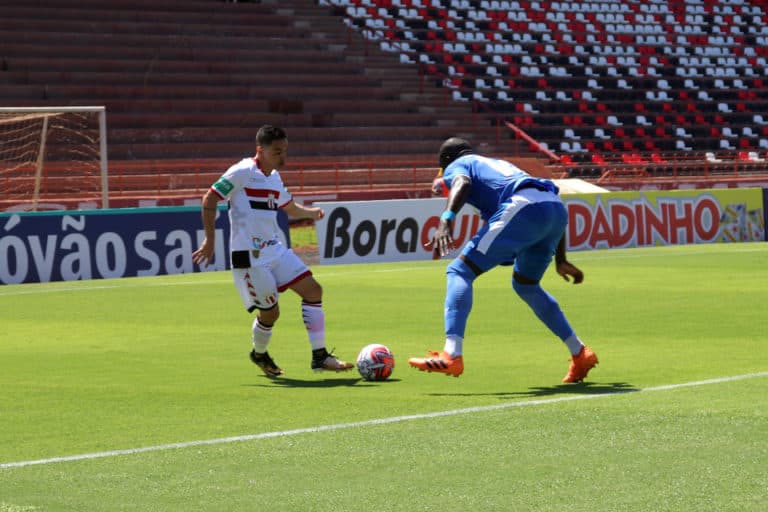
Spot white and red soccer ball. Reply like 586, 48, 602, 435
356, 344, 395, 381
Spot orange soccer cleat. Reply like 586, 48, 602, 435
408, 350, 464, 377
562, 346, 599, 383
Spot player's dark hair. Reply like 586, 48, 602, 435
256, 125, 287, 147
438, 137, 474, 168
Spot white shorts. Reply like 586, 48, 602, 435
232, 249, 311, 312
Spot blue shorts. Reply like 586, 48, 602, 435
460, 188, 567, 280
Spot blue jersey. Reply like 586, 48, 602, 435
441, 155, 559, 220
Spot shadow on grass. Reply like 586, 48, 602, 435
246, 377, 404, 388
428, 381, 639, 398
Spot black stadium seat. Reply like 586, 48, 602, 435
330, 0, 768, 164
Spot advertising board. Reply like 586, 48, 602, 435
315, 189, 766, 265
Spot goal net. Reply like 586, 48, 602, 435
0, 106, 108, 211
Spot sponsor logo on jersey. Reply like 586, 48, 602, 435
251, 237, 279, 251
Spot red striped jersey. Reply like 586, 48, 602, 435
210, 157, 291, 262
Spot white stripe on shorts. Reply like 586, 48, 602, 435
476, 188, 559, 254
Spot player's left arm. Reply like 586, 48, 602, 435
554, 235, 584, 284
283, 198, 324, 221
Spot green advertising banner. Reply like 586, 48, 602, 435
563, 188, 765, 251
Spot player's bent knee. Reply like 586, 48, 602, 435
294, 277, 322, 303
447, 257, 478, 281
258, 304, 280, 325
512, 280, 559, 313
512, 278, 539, 298
308, 280, 322, 300
512, 271, 539, 286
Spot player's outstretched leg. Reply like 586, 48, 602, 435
409, 258, 475, 378
512, 278, 599, 382
408, 350, 464, 377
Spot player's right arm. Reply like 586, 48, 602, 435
429, 173, 471, 258
192, 188, 221, 267
192, 167, 245, 267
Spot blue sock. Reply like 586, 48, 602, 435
512, 280, 574, 341
445, 258, 476, 338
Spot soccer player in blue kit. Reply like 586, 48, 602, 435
408, 137, 599, 383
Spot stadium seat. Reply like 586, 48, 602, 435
594, 128, 610, 139
705, 152, 722, 163
320, 0, 768, 166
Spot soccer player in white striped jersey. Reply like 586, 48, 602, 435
193, 125, 353, 376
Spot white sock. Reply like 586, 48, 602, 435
252, 317, 272, 353
563, 333, 585, 356
444, 335, 464, 357
302, 301, 326, 350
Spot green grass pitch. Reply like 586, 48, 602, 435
1, 243, 767, 511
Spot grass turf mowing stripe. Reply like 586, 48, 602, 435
2, 371, 765, 470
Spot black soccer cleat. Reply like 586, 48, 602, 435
249, 349, 284, 377
311, 348, 354, 372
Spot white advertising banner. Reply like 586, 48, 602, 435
315, 198, 484, 265
314, 188, 767, 265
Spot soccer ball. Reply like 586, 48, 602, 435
356, 344, 395, 381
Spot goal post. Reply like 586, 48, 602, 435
0, 106, 108, 210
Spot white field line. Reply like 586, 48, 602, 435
2, 371, 766, 470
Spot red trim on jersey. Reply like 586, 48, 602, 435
211, 186, 226, 200
278, 270, 312, 292
244, 188, 278, 198
252, 158, 270, 177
